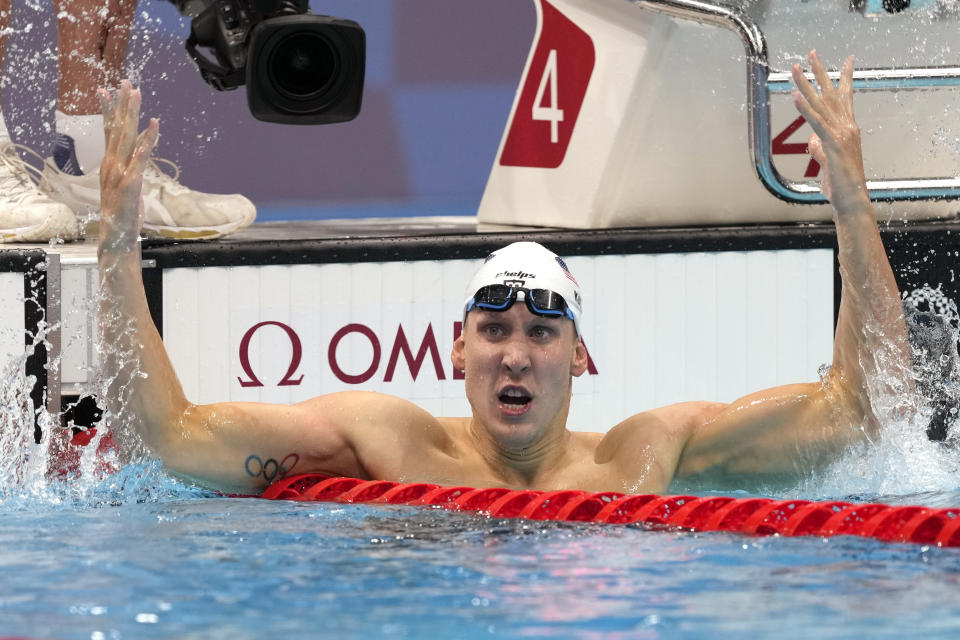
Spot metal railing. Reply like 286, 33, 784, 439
632, 0, 960, 203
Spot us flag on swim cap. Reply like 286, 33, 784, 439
555, 256, 579, 286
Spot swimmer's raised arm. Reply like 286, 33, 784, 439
95, 82, 442, 492
97, 81, 311, 491
666, 51, 911, 482
791, 51, 911, 419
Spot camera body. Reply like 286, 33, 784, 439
181, 0, 364, 124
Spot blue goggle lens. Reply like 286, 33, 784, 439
468, 285, 571, 319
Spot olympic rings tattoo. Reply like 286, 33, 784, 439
245, 453, 300, 482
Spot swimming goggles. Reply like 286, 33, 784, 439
465, 284, 575, 322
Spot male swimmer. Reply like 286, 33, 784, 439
96, 51, 911, 494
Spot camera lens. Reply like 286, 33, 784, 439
268, 32, 338, 99
247, 15, 364, 123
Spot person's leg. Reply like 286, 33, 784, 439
56, 0, 135, 112
101, 0, 135, 88
52, 0, 135, 174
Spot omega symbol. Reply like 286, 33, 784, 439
237, 321, 305, 387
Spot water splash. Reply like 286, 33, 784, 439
0, 290, 192, 511
790, 286, 960, 501
0, 352, 48, 500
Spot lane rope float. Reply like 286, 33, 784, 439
260, 474, 960, 547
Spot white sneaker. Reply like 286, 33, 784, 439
42, 155, 257, 240
0, 143, 78, 243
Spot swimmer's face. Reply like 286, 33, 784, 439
452, 303, 588, 448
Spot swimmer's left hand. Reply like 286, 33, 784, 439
98, 80, 160, 256
790, 51, 871, 217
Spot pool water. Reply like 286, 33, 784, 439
1, 462, 960, 640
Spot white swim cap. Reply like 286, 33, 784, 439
463, 241, 582, 335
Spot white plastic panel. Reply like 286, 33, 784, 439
59, 265, 98, 387
0, 272, 24, 369
163, 249, 835, 431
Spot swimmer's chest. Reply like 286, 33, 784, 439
369, 422, 676, 494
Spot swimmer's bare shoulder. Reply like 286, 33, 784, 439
296, 390, 457, 480
593, 401, 726, 493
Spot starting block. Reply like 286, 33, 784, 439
479, 0, 960, 227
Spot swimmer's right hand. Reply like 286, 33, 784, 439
97, 80, 159, 256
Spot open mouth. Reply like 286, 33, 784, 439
498, 386, 533, 416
